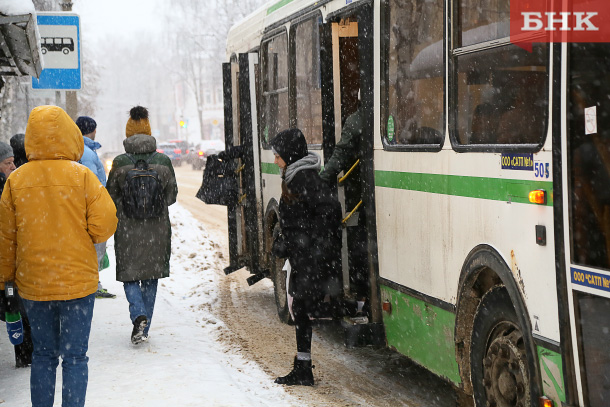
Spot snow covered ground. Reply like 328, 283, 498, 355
0, 204, 297, 406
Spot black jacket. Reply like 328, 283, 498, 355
278, 168, 342, 299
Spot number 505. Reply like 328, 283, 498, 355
534, 162, 549, 178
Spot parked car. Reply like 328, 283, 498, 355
168, 139, 189, 155
156, 142, 182, 166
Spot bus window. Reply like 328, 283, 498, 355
569, 43, 610, 271
294, 17, 323, 146
458, 0, 509, 47
453, 0, 549, 146
384, 0, 444, 146
261, 33, 289, 148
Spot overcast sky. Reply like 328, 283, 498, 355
72, 0, 163, 44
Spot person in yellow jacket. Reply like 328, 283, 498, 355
0, 105, 118, 407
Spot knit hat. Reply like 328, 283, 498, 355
75, 116, 97, 136
125, 106, 151, 138
9, 133, 26, 167
270, 128, 308, 166
0, 141, 14, 163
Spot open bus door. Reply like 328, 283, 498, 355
221, 53, 266, 285
323, 2, 384, 344
562, 42, 610, 407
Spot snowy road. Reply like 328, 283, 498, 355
0, 204, 297, 407
0, 167, 460, 407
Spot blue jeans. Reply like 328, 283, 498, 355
22, 294, 95, 407
123, 279, 158, 335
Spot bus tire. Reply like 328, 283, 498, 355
271, 223, 292, 324
471, 285, 533, 407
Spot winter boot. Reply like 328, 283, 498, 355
274, 356, 314, 386
131, 315, 148, 345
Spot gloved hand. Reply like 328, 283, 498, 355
272, 232, 288, 258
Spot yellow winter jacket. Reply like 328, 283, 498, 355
0, 106, 118, 301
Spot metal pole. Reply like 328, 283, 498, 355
61, 0, 78, 119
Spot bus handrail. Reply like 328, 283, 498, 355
342, 200, 363, 225
338, 159, 360, 185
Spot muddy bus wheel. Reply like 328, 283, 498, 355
471, 286, 532, 407
271, 224, 292, 324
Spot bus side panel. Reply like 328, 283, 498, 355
380, 285, 461, 385
373, 149, 560, 344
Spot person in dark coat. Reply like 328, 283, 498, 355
270, 128, 342, 386
9, 133, 26, 168
0, 140, 33, 368
319, 107, 370, 316
106, 106, 178, 345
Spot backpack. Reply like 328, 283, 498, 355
121, 153, 165, 219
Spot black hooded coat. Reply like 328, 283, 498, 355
271, 129, 342, 300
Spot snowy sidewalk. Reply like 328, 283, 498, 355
0, 204, 296, 407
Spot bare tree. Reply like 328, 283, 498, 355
163, 0, 265, 142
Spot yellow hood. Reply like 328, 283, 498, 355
25, 105, 84, 162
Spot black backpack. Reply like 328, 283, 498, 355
121, 153, 165, 219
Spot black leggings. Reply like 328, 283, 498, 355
292, 296, 320, 354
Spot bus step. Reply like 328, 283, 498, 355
341, 318, 386, 348
223, 264, 244, 275
246, 270, 268, 286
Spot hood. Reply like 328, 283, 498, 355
123, 134, 157, 154
83, 136, 102, 151
25, 106, 84, 162
270, 128, 308, 166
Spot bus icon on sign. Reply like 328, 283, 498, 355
40, 37, 74, 55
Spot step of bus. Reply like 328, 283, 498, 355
341, 317, 385, 348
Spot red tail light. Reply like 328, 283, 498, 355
156, 149, 164, 153
186, 149, 189, 154
174, 148, 181, 154
198, 151, 204, 156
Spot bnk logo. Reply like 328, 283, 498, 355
510, 0, 610, 50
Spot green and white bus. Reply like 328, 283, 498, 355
216, 0, 610, 405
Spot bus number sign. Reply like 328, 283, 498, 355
501, 153, 534, 171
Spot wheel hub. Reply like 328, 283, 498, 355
483, 324, 530, 407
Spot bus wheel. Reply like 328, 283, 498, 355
271, 223, 292, 324
62, 48, 69, 54
471, 286, 532, 407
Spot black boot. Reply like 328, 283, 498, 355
274, 356, 314, 386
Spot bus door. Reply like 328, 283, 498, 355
221, 53, 265, 284
325, 3, 381, 326
564, 42, 610, 407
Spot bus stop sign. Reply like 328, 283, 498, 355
32, 13, 81, 90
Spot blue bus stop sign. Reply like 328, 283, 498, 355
32, 13, 81, 90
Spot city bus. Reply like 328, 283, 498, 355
215, 0, 610, 405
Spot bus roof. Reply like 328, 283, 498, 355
226, 0, 323, 57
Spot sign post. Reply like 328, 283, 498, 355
32, 12, 81, 90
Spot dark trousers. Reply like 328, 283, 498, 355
293, 296, 324, 354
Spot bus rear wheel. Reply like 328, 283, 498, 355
271, 223, 292, 324
471, 286, 532, 407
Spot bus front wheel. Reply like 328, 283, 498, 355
271, 223, 292, 324
471, 286, 532, 407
